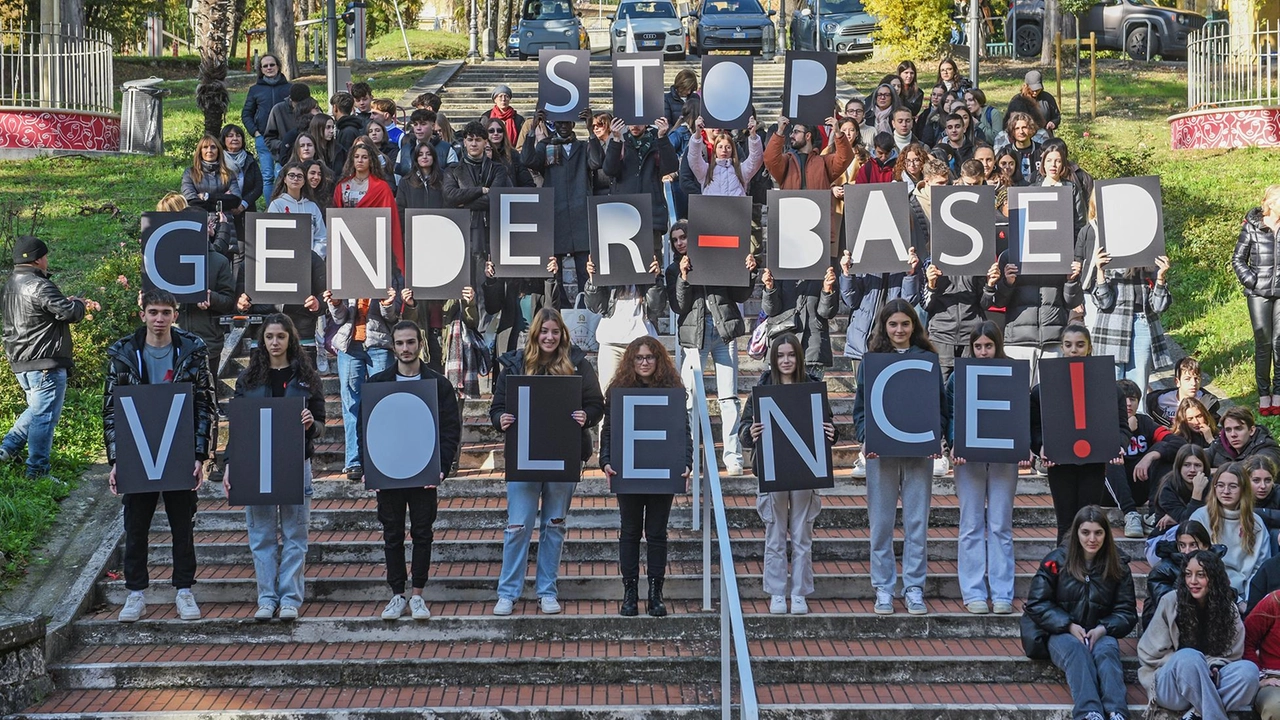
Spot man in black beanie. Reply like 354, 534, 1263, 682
1, 236, 99, 479
263, 82, 312, 170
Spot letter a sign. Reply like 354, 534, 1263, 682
113, 383, 198, 494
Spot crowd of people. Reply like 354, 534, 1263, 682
7, 52, 1280, 720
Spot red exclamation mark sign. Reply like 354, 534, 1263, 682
1071, 361, 1091, 459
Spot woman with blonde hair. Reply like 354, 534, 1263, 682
489, 307, 605, 616
1190, 462, 1270, 598
181, 135, 241, 205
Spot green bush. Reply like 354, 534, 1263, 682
70, 244, 144, 394
864, 0, 954, 60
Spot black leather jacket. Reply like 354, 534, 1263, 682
1024, 547, 1138, 640
102, 327, 218, 464
1234, 207, 1280, 299
1, 265, 85, 372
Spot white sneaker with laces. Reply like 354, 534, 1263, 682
726, 461, 743, 477
175, 591, 201, 621
493, 597, 515, 616
789, 595, 808, 615
381, 595, 408, 620
873, 589, 894, 615
278, 606, 298, 621
540, 596, 562, 614
1124, 511, 1145, 538
904, 586, 927, 615
118, 594, 146, 623
409, 595, 431, 620
769, 595, 787, 614
852, 454, 867, 479
254, 604, 276, 621
932, 455, 951, 477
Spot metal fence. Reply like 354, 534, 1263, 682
1187, 18, 1279, 110
0, 23, 114, 115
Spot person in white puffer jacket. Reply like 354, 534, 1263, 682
687, 115, 763, 198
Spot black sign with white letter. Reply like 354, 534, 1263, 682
590, 194, 655, 287
608, 387, 687, 494
931, 185, 997, 276
112, 383, 198, 494
491, 188, 556, 278
505, 376, 583, 482
1039, 356, 1123, 465
767, 190, 830, 281
782, 51, 836, 127
686, 194, 753, 287
952, 358, 1031, 464
327, 207, 393, 299
361, 379, 442, 490
844, 185, 912, 274
701, 56, 753, 129
226, 396, 305, 506
245, 213, 313, 305
404, 208, 472, 299
1008, 186, 1074, 275
863, 353, 942, 457
538, 49, 591, 121
141, 212, 209, 303
612, 52, 665, 125
753, 382, 835, 492
1094, 176, 1165, 269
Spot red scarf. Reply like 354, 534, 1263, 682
492, 105, 518, 146
333, 176, 405, 273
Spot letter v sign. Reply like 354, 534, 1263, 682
120, 394, 186, 480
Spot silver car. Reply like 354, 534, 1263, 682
609, 0, 687, 58
516, 0, 587, 60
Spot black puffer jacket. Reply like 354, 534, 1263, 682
761, 279, 839, 366
738, 369, 836, 478
1142, 541, 1227, 629
1233, 207, 1280, 299
1206, 422, 1280, 469
601, 133, 679, 233
1, 265, 86, 372
583, 275, 668, 326
231, 363, 326, 459
489, 345, 606, 462
1023, 547, 1137, 647
240, 74, 291, 138
102, 327, 218, 464
667, 256, 757, 349
986, 249, 1083, 348
443, 155, 513, 252
922, 265, 986, 347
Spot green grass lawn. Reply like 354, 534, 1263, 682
364, 29, 470, 62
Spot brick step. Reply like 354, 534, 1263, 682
98, 558, 1150, 604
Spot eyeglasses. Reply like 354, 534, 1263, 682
876, 91, 892, 98
284, 172, 305, 179
633, 355, 656, 364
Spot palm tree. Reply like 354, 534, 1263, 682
194, 0, 232, 138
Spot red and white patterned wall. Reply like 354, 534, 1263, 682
1169, 105, 1280, 149
0, 109, 121, 151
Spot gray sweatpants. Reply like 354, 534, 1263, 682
1152, 648, 1259, 717
757, 490, 822, 597
866, 456, 932, 593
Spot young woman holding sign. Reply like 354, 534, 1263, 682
1189, 462, 1270, 600
225, 314, 325, 621
852, 298, 946, 616
947, 321, 1025, 615
599, 336, 691, 617
740, 333, 837, 615
1023, 506, 1136, 720
490, 308, 605, 616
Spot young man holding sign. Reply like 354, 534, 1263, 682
104, 289, 217, 623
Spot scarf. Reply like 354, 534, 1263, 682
200, 159, 220, 175
491, 105, 518, 146
224, 149, 249, 175
626, 129, 655, 161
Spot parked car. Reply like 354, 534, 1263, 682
515, 0, 588, 60
507, 29, 521, 57
1007, 0, 1206, 60
788, 0, 875, 57
610, 0, 687, 58
688, 0, 777, 55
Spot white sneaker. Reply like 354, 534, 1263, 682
904, 586, 927, 615
539, 596, 562, 614
1124, 511, 1145, 538
409, 595, 431, 620
175, 591, 201, 620
254, 604, 276, 621
873, 589, 894, 614
493, 597, 515, 616
932, 455, 951, 477
769, 595, 787, 614
381, 595, 408, 620
316, 352, 330, 374
789, 595, 808, 615
852, 454, 867, 479
726, 461, 743, 477
278, 606, 298, 621
0, 447, 11, 463
118, 594, 146, 623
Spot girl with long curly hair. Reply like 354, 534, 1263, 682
597, 336, 691, 618
224, 314, 326, 621
1190, 462, 1270, 598
489, 308, 605, 616
1140, 550, 1260, 717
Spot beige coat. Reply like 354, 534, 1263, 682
1137, 591, 1245, 696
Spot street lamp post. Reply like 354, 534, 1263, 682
468, 0, 481, 59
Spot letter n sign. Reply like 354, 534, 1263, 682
753, 382, 834, 492
226, 396, 305, 506
113, 383, 198, 494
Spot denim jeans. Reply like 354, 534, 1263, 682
866, 456, 932, 593
2, 368, 67, 477
245, 462, 312, 609
1048, 633, 1127, 719
1152, 648, 1259, 717
337, 342, 392, 468
954, 461, 1018, 605
1115, 314, 1153, 413
681, 317, 742, 467
498, 479, 577, 600
254, 135, 276, 201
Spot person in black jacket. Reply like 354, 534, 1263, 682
223, 313, 325, 621
1022, 505, 1137, 720
444, 121, 512, 286
601, 116, 678, 258
1, 236, 96, 478
663, 69, 698, 127
922, 258, 988, 383
489, 308, 605, 616
599, 336, 692, 617
360, 321, 462, 621
1106, 379, 1159, 538
1233, 186, 1280, 415
105, 289, 218, 624
760, 268, 840, 379
1141, 520, 1218, 629
330, 91, 366, 154
1207, 406, 1280, 470
263, 83, 312, 169
1248, 454, 1280, 556
1135, 398, 1217, 518
397, 141, 445, 211
1152, 444, 1212, 534
240, 54, 290, 199
481, 258, 561, 357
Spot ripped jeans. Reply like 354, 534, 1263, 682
497, 480, 578, 600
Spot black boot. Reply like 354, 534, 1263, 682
621, 579, 639, 616
648, 577, 667, 617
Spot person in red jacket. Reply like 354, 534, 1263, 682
1245, 588, 1280, 717
855, 133, 897, 185
333, 140, 404, 274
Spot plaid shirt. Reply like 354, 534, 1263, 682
1088, 269, 1172, 369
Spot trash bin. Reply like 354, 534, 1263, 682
121, 77, 170, 156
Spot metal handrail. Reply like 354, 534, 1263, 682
0, 22, 114, 115
689, 359, 759, 720
1187, 18, 1279, 111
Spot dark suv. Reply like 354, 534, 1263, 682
1007, 0, 1206, 60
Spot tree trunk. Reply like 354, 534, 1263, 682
195, 0, 232, 138
1040, 0, 1058, 65
229, 0, 248, 64
267, 0, 298, 80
